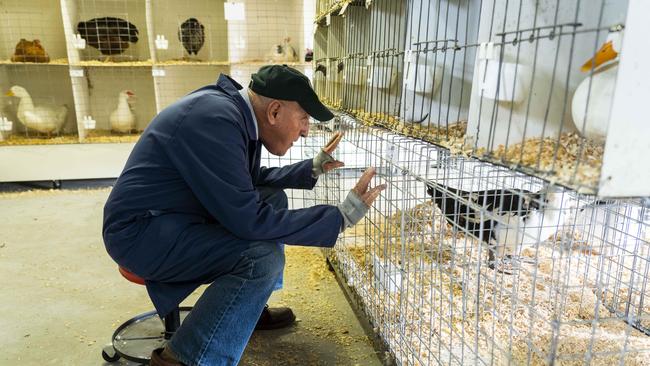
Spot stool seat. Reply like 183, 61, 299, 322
119, 266, 146, 285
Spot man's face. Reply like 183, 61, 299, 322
264, 100, 310, 156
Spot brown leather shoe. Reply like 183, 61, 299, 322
254, 304, 296, 330
150, 347, 183, 366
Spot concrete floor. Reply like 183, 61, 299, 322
0, 186, 384, 365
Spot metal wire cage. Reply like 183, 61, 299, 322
257, 110, 648, 364
310, 2, 650, 361
312, 121, 650, 365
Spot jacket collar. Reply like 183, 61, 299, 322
215, 74, 257, 141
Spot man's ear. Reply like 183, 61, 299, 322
267, 100, 281, 126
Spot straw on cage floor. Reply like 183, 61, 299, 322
335, 202, 650, 365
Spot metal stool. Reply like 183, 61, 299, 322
101, 267, 191, 364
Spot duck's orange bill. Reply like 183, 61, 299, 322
5, 90, 13, 97
581, 40, 618, 72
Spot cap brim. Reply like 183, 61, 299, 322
299, 93, 334, 121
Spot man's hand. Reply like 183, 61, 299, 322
353, 167, 386, 207
337, 167, 386, 231
313, 132, 345, 176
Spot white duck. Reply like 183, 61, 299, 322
571, 25, 624, 143
109, 90, 136, 133
5, 85, 68, 136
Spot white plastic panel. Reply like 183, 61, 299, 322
0, 143, 134, 182
599, 0, 650, 197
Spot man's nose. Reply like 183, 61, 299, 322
300, 121, 309, 138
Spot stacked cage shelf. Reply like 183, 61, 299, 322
0, 0, 314, 182
314, 0, 650, 197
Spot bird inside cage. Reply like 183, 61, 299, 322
178, 18, 205, 59
268, 37, 298, 62
5, 86, 68, 137
11, 39, 50, 63
110, 90, 137, 134
315, 63, 326, 77
426, 181, 576, 274
0, 102, 11, 138
77, 17, 139, 61
572, 25, 624, 144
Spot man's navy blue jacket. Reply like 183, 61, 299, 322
103, 74, 343, 316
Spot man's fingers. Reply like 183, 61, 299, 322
324, 132, 344, 153
354, 167, 376, 194
323, 133, 339, 152
323, 160, 345, 172
363, 184, 386, 205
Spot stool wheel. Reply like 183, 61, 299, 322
102, 344, 120, 362
105, 306, 192, 364
107, 267, 191, 364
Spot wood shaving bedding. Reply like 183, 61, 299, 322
326, 109, 604, 191
333, 201, 650, 365
0, 58, 69, 65
0, 134, 81, 145
73, 60, 154, 67
480, 133, 604, 194
0, 132, 141, 145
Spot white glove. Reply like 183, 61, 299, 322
312, 149, 336, 177
337, 189, 369, 232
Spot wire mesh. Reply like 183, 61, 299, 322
226, 0, 308, 63
1, 65, 76, 141
75, 0, 148, 63
0, 2, 68, 63
0, 1, 73, 142
151, 0, 227, 63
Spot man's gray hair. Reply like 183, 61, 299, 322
248, 89, 275, 109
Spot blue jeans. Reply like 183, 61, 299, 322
167, 188, 287, 366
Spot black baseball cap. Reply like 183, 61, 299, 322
249, 64, 334, 121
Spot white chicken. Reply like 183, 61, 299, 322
571, 25, 624, 143
109, 90, 136, 133
5, 85, 67, 136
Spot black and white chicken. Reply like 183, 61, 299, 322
178, 18, 205, 57
77, 17, 139, 59
426, 181, 575, 273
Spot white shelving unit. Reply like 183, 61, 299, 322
0, 0, 315, 182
